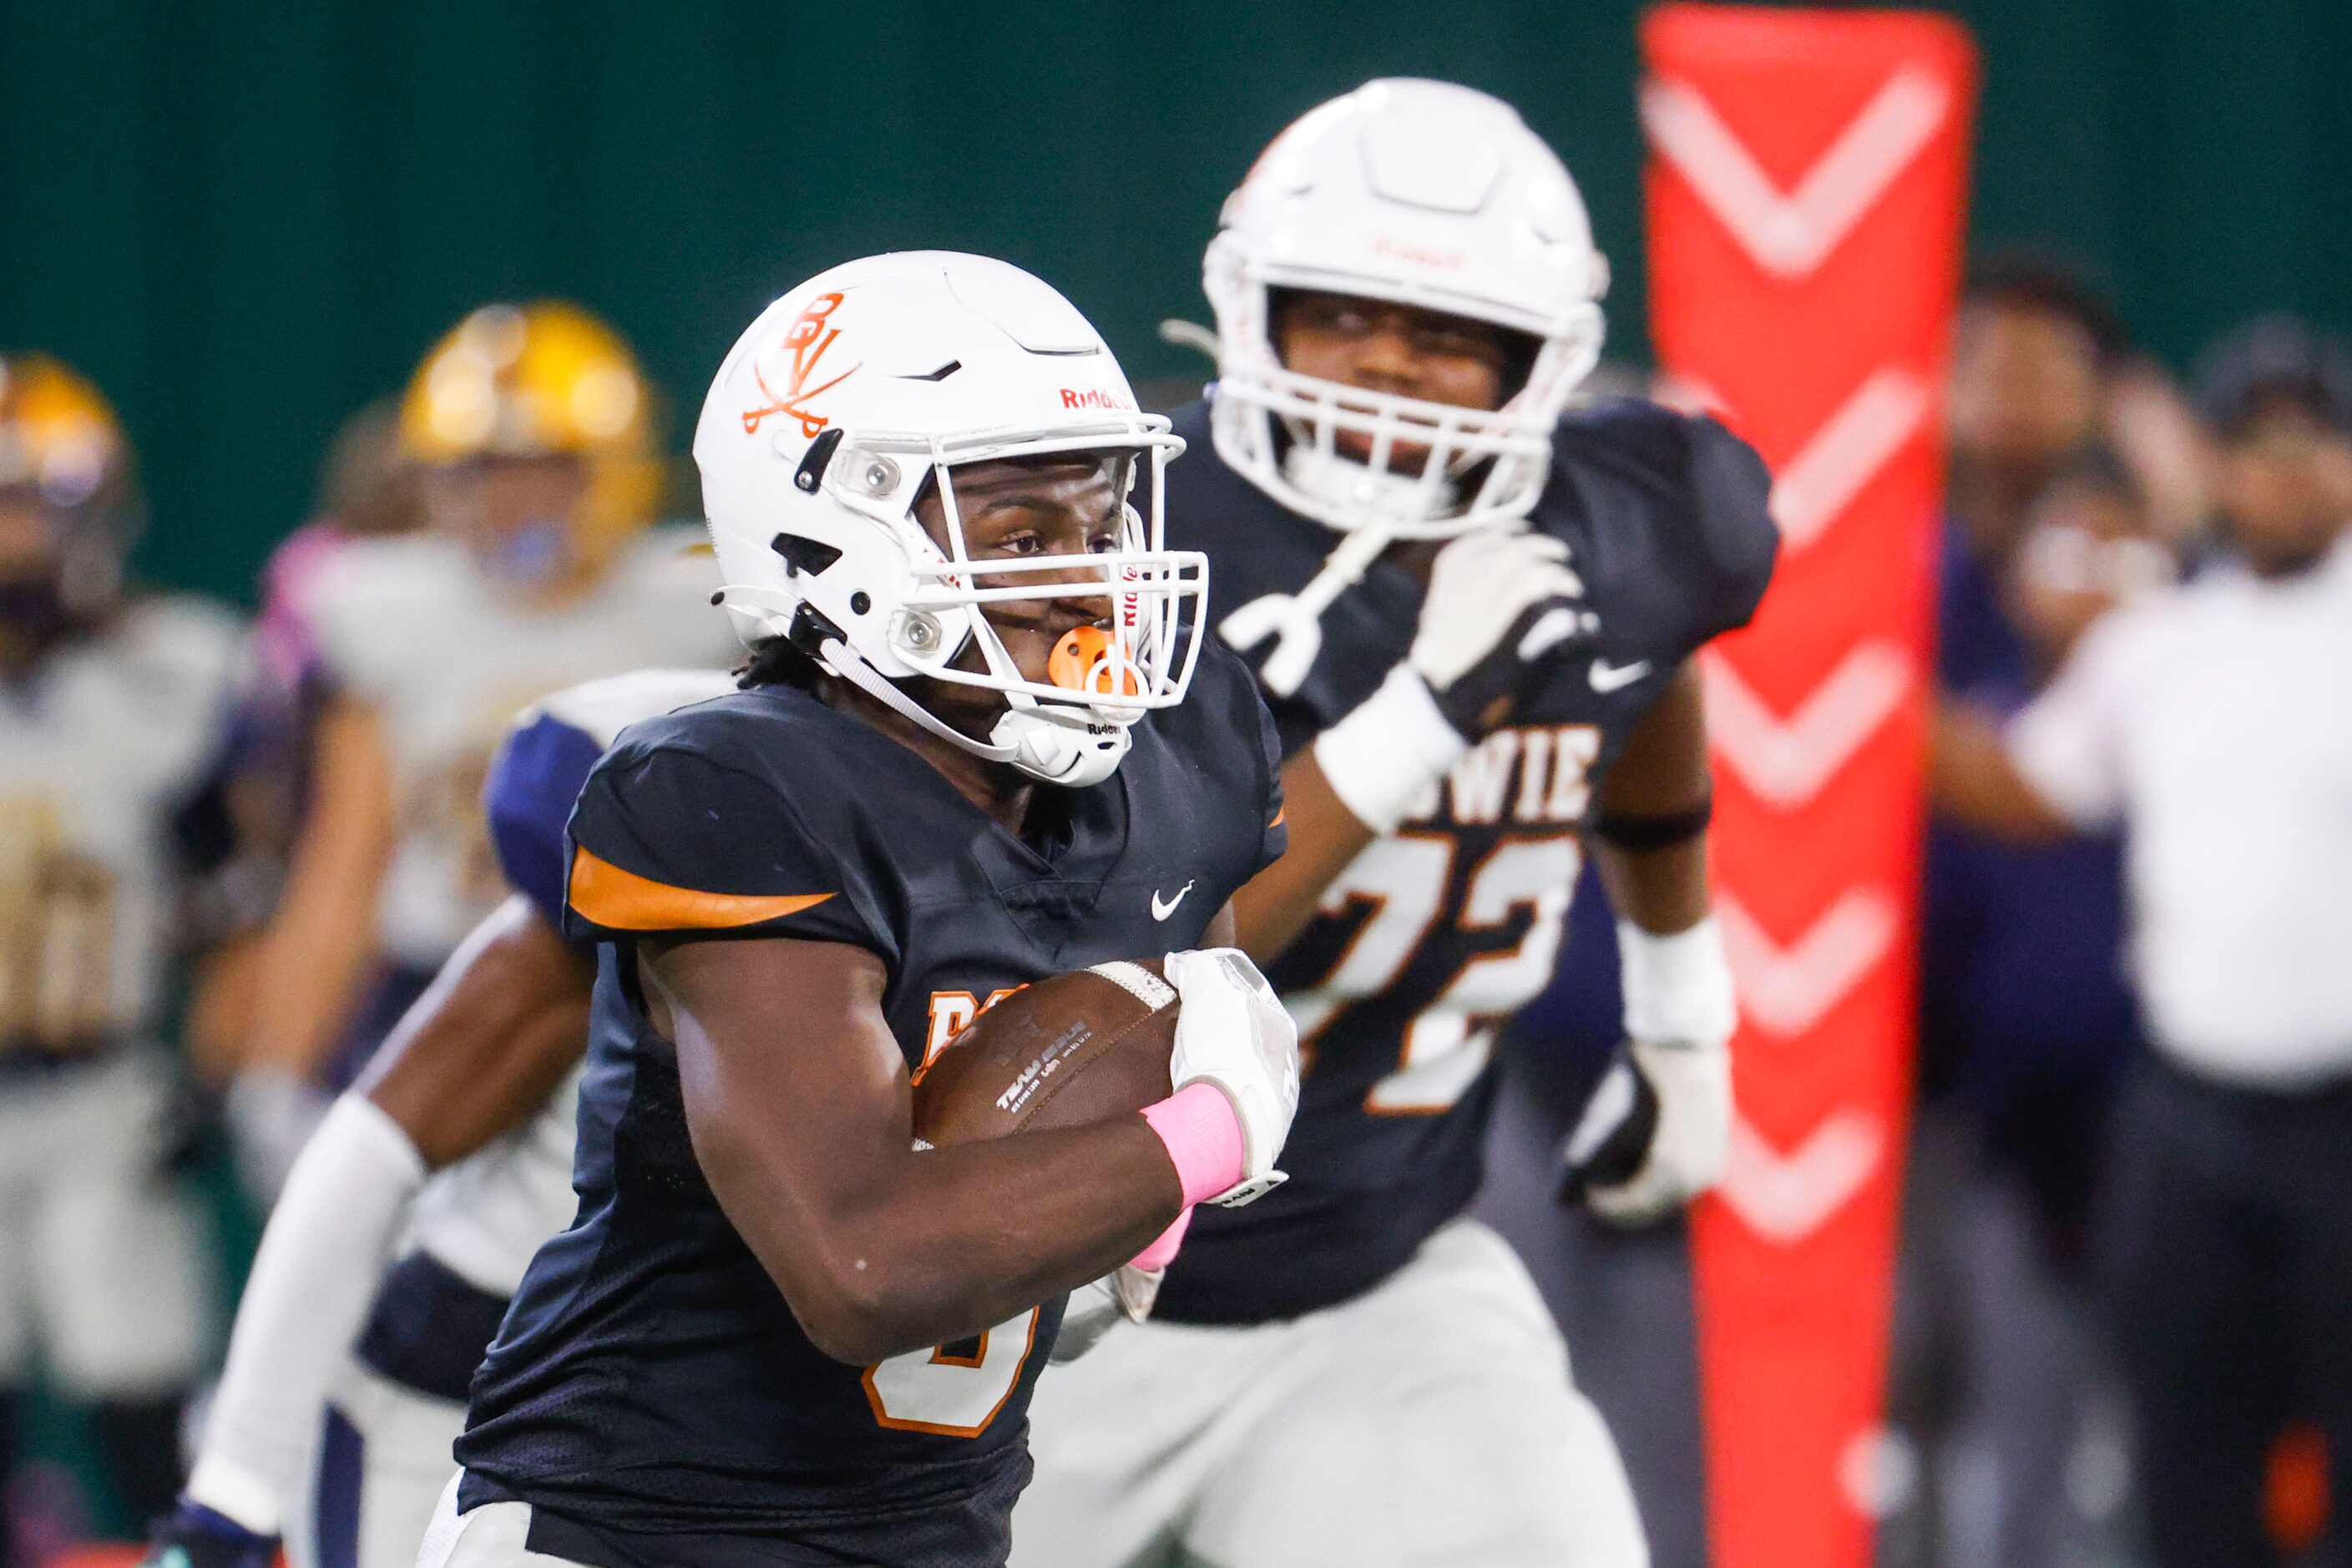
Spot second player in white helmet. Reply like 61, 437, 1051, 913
1206, 76, 1608, 538
1017, 79, 1776, 1568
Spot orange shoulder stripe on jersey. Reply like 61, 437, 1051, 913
568, 845, 833, 930
1269, 809, 1286, 828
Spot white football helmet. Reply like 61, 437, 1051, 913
1206, 78, 1608, 538
697, 252, 1205, 787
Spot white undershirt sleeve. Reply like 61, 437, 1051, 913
183, 1093, 428, 1536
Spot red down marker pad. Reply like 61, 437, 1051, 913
1640, 8, 1976, 1568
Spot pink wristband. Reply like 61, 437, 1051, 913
1140, 1081, 1246, 1208
1129, 1207, 1191, 1272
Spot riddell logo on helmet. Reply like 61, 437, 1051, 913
742, 292, 861, 439
1372, 235, 1469, 270
1059, 387, 1132, 412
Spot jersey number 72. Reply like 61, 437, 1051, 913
1287, 830, 1583, 1111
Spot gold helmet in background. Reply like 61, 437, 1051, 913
0, 353, 139, 627
0, 353, 130, 509
399, 301, 659, 573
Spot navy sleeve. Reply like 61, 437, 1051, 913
1262, 691, 1325, 768
1252, 682, 1289, 872
1559, 401, 1780, 649
1682, 413, 1779, 640
484, 710, 609, 932
562, 738, 894, 960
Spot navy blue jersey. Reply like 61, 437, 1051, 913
454, 640, 1283, 1567
1155, 395, 1775, 1323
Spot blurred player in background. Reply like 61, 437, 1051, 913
1878, 262, 2166, 1568
0, 356, 243, 1555
1932, 313, 2352, 1568
181, 400, 422, 1088
142, 668, 731, 1568
224, 304, 736, 1200
1017, 80, 1777, 1568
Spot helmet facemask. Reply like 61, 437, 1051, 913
735, 422, 1206, 788
1206, 245, 1602, 540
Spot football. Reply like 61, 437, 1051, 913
912, 960, 1181, 1146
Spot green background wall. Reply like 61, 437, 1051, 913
5, 0, 2350, 605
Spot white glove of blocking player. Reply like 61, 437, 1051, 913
1314, 529, 1591, 834
1583, 1040, 1732, 1226
1573, 916, 1739, 1227
1161, 946, 1301, 1207
1408, 529, 1591, 736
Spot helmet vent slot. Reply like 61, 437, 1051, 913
770, 532, 844, 577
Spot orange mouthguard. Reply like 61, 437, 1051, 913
1047, 625, 1143, 697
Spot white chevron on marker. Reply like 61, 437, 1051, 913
1641, 67, 1951, 280
1771, 368, 1932, 550
1703, 642, 1913, 809
1718, 888, 1899, 1038
1717, 1109, 1884, 1244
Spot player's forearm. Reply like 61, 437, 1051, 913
1589, 660, 1715, 933
1591, 837, 1711, 936
244, 700, 395, 1074
358, 895, 594, 1167
243, 861, 382, 1074
1927, 698, 2073, 842
183, 1095, 426, 1534
1230, 750, 1376, 962
699, 1112, 1182, 1363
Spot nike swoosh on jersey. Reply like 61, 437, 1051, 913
1589, 658, 1652, 694
569, 846, 834, 930
1151, 880, 1196, 921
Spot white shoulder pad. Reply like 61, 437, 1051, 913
302, 534, 477, 701
522, 665, 740, 749
116, 594, 246, 695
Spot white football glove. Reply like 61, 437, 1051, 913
1313, 529, 1594, 834
1562, 917, 1739, 1227
1582, 1039, 1732, 1227
1161, 947, 1300, 1207
1409, 528, 1592, 736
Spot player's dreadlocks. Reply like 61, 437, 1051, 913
737, 635, 824, 693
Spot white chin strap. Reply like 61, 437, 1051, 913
989, 706, 1132, 787
818, 638, 1133, 787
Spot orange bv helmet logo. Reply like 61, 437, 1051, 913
742, 292, 861, 439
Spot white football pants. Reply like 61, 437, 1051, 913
0, 1051, 209, 1395
289, 1362, 468, 1568
1013, 1218, 1649, 1568
415, 1479, 584, 1568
